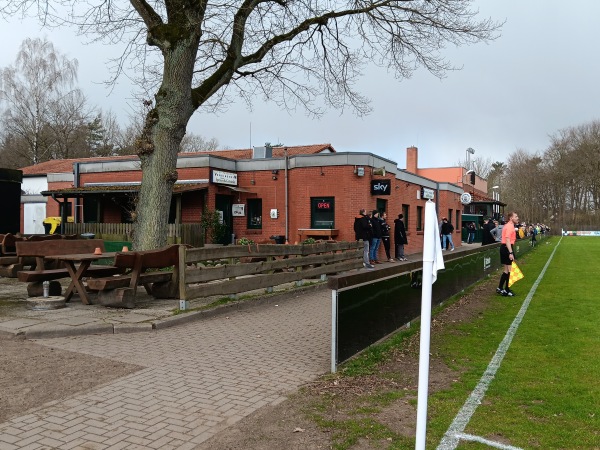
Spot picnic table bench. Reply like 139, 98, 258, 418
87, 244, 185, 309
0, 233, 67, 277
16, 239, 122, 298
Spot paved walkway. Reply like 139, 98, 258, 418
0, 243, 478, 449
0, 288, 331, 449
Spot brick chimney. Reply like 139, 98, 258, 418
406, 146, 418, 174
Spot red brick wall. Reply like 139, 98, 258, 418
75, 163, 464, 255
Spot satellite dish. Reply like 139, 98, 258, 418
460, 192, 472, 205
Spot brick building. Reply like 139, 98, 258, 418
20, 144, 465, 254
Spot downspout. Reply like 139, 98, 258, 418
284, 147, 289, 243
435, 182, 440, 220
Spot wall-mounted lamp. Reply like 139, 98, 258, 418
272, 170, 279, 175
320, 167, 325, 176
272, 175, 278, 180
250, 179, 255, 185
356, 167, 365, 177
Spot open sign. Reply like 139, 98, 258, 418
317, 202, 331, 210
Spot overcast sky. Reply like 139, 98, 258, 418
1, 0, 599, 170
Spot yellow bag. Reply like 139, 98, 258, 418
518, 228, 525, 239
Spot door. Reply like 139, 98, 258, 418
24, 203, 46, 234
215, 194, 233, 245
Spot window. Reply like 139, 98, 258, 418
311, 197, 335, 229
455, 210, 461, 230
376, 198, 387, 216
416, 206, 423, 231
247, 199, 262, 229
448, 209, 453, 225
402, 204, 409, 228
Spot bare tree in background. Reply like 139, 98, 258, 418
456, 155, 493, 180
180, 133, 221, 153
2, 1, 501, 249
0, 37, 79, 164
46, 89, 93, 159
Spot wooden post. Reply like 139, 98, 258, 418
178, 245, 187, 300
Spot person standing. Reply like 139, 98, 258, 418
467, 222, 476, 244
497, 211, 519, 296
394, 213, 408, 261
354, 209, 374, 269
481, 217, 495, 245
440, 217, 455, 251
380, 212, 394, 262
370, 210, 383, 263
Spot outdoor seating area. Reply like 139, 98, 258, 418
87, 244, 184, 309
0, 233, 78, 277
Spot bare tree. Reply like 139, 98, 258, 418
46, 89, 93, 159
456, 155, 493, 180
180, 133, 220, 153
2, 1, 501, 249
0, 37, 79, 164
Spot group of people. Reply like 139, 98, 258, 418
479, 217, 549, 247
353, 209, 409, 269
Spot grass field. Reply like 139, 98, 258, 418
426, 237, 600, 449
322, 236, 600, 449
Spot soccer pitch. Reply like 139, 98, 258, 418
429, 236, 600, 449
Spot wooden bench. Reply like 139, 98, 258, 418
87, 244, 185, 308
0, 234, 83, 277
16, 239, 122, 297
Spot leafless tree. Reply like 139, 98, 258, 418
0, 37, 79, 164
457, 155, 493, 180
180, 133, 220, 153
46, 89, 93, 159
2, 1, 501, 249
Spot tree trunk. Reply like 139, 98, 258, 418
133, 40, 198, 251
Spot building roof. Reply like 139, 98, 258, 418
42, 183, 209, 198
183, 143, 335, 160
20, 144, 335, 176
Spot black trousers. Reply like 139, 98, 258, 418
382, 237, 391, 259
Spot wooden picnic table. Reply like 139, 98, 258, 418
46, 252, 117, 305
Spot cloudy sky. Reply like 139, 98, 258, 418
1, 0, 599, 170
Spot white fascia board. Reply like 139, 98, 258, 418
47, 172, 74, 183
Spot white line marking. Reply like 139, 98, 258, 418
456, 432, 524, 450
437, 238, 561, 450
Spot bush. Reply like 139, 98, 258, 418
237, 237, 255, 245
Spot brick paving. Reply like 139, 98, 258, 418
0, 289, 331, 449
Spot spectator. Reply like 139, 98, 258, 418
481, 217, 495, 245
380, 212, 394, 262
467, 222, 476, 244
440, 217, 455, 251
370, 210, 383, 263
490, 220, 503, 243
353, 209, 374, 269
394, 213, 408, 261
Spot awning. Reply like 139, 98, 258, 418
41, 183, 209, 198
223, 186, 255, 193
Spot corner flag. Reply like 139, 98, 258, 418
415, 201, 445, 450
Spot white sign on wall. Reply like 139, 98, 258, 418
232, 204, 245, 216
211, 169, 238, 186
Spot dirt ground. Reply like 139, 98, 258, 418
0, 277, 495, 449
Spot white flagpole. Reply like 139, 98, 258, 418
415, 201, 444, 449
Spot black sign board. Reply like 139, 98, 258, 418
370, 179, 391, 195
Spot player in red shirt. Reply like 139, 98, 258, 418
497, 211, 519, 296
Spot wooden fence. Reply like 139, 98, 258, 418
64, 223, 204, 247
178, 241, 363, 300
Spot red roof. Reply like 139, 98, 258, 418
20, 144, 335, 175
179, 143, 334, 159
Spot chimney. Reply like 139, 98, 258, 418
406, 146, 418, 174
